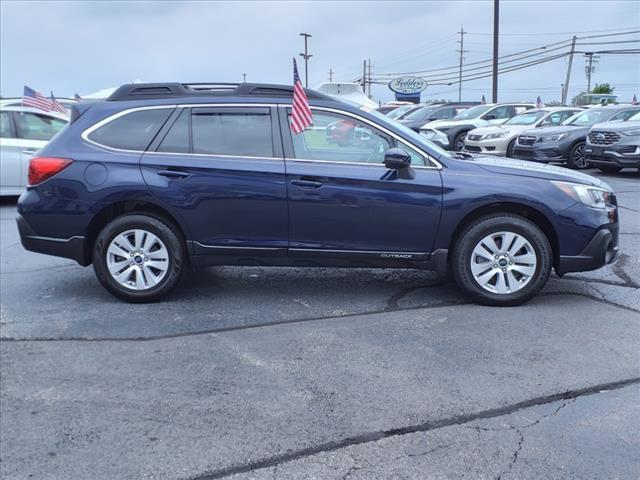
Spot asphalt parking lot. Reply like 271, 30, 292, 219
1, 168, 639, 479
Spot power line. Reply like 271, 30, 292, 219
465, 26, 640, 36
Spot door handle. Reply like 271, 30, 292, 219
157, 169, 190, 180
291, 179, 323, 189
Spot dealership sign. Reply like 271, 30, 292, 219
388, 76, 427, 95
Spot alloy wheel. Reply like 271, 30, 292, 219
106, 229, 170, 290
470, 231, 537, 294
573, 144, 588, 168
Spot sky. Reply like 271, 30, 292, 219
1, 0, 638, 103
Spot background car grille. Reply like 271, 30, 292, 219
518, 135, 536, 146
515, 149, 533, 158
620, 145, 638, 154
467, 134, 482, 141
588, 131, 621, 145
464, 145, 482, 153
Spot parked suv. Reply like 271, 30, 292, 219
398, 102, 478, 132
419, 103, 535, 150
1, 106, 68, 196
17, 83, 620, 306
464, 107, 581, 157
513, 105, 640, 169
585, 111, 640, 173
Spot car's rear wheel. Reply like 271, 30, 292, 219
596, 165, 622, 174
453, 132, 467, 151
93, 214, 186, 303
567, 142, 589, 169
452, 214, 552, 306
506, 139, 517, 158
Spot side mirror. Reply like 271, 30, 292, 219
384, 147, 411, 170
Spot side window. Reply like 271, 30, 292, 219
558, 110, 577, 123
158, 109, 190, 153
88, 108, 172, 150
191, 108, 273, 157
398, 143, 427, 166
486, 106, 511, 119
545, 113, 563, 126
0, 112, 15, 138
514, 106, 529, 115
609, 109, 640, 122
431, 108, 453, 120
289, 111, 390, 164
15, 112, 67, 141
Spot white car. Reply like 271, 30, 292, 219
419, 103, 535, 150
0, 106, 69, 196
464, 107, 582, 157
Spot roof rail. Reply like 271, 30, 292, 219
106, 82, 333, 101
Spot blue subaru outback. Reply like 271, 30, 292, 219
17, 83, 620, 305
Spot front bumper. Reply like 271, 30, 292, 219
585, 144, 640, 168
464, 138, 508, 155
17, 213, 90, 266
513, 141, 569, 163
557, 227, 619, 274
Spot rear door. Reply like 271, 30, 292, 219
0, 111, 21, 193
280, 106, 443, 257
140, 105, 288, 254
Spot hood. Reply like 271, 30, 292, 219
467, 155, 612, 190
423, 118, 484, 130
521, 124, 584, 136
590, 120, 639, 132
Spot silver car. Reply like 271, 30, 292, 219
0, 106, 68, 196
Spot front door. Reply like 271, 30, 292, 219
141, 105, 288, 255
280, 107, 442, 257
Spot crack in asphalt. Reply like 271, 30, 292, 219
181, 378, 640, 480
1, 290, 637, 343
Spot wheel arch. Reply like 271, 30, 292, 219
84, 199, 190, 264
448, 202, 560, 269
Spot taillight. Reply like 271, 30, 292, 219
28, 157, 73, 186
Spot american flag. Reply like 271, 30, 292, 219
23, 86, 52, 112
536, 96, 543, 109
480, 95, 486, 105
632, 94, 638, 106
291, 58, 312, 134
50, 92, 67, 114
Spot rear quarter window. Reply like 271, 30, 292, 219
87, 108, 173, 150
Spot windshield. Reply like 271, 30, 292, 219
402, 106, 439, 122
453, 104, 493, 120
505, 111, 545, 126
567, 109, 613, 126
628, 111, 640, 121
366, 108, 452, 159
387, 105, 415, 119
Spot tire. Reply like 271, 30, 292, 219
451, 214, 552, 306
506, 139, 517, 158
453, 132, 467, 151
566, 142, 589, 169
596, 165, 622, 174
93, 214, 186, 303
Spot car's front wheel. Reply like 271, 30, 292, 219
93, 214, 186, 302
506, 139, 517, 158
567, 142, 589, 169
453, 132, 467, 151
452, 214, 552, 306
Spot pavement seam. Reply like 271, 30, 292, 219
1, 290, 638, 343
181, 379, 640, 480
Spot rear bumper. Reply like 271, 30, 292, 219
556, 227, 619, 275
17, 213, 90, 266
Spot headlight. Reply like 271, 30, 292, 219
483, 132, 507, 140
420, 130, 436, 139
539, 133, 569, 142
551, 181, 613, 209
621, 128, 640, 136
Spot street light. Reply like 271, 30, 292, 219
299, 33, 312, 88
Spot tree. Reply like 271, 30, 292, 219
592, 83, 615, 94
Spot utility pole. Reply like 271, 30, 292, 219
242, 73, 246, 83
492, 0, 499, 103
562, 35, 577, 105
299, 33, 312, 88
457, 25, 467, 102
367, 59, 372, 98
584, 53, 599, 93
328, 68, 334, 82
362, 59, 367, 93
561, 83, 564, 102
